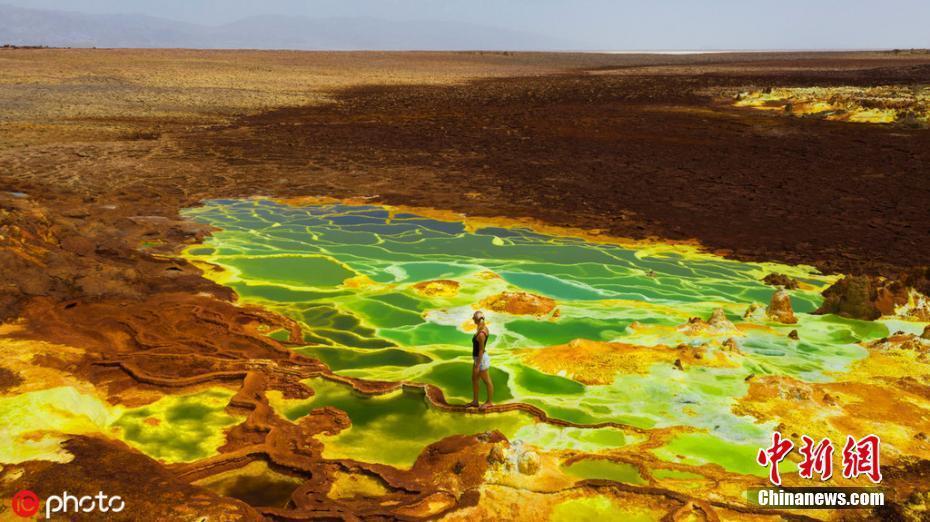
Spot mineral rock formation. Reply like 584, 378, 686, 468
518, 451, 540, 475
412, 279, 460, 297
763, 273, 800, 289
722, 337, 744, 354
896, 289, 930, 322
709, 307, 734, 328
743, 302, 765, 320
867, 332, 930, 358
922, 325, 930, 340
487, 444, 507, 465
679, 307, 737, 335
815, 275, 908, 320
479, 291, 556, 316
766, 289, 797, 324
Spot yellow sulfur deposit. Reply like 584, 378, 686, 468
734, 86, 930, 126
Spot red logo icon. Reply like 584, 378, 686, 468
11, 490, 40, 517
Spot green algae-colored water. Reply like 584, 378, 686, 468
563, 458, 647, 485
112, 388, 243, 463
0, 385, 242, 465
268, 378, 534, 468
181, 198, 898, 474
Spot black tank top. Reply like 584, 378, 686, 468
472, 328, 488, 358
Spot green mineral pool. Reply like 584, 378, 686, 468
180, 198, 906, 472
0, 384, 242, 465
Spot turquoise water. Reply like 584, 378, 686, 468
181, 198, 891, 471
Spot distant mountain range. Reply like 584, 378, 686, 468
0, 4, 579, 50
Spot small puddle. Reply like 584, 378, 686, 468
563, 457, 646, 485
194, 460, 303, 508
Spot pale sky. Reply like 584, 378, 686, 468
5, 0, 930, 50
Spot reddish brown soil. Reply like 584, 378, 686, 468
184, 62, 930, 279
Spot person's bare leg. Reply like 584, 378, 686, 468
466, 365, 479, 407
479, 370, 494, 409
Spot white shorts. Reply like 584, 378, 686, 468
474, 352, 491, 371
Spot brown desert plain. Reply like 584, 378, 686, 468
1, 49, 930, 521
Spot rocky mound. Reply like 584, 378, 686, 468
762, 273, 799, 289
816, 275, 906, 320
479, 291, 556, 316
766, 289, 797, 324
412, 279, 460, 298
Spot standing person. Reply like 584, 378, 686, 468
466, 310, 494, 409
